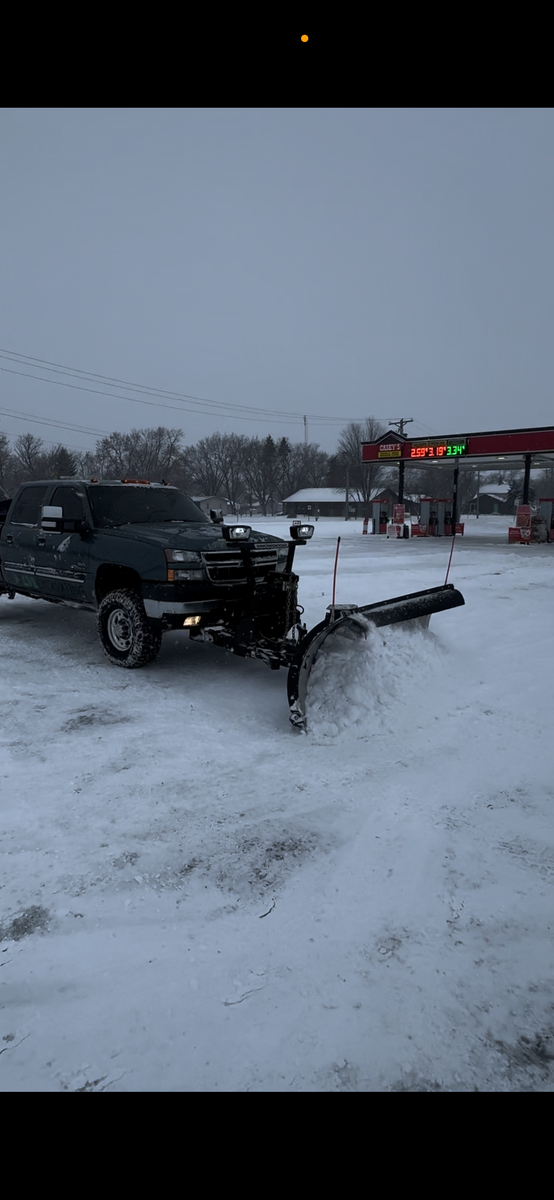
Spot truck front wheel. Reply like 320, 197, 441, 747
97, 589, 162, 667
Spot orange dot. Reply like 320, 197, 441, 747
301, 34, 308, 42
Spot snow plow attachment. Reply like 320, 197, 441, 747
287, 583, 465, 730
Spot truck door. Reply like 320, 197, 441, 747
33, 485, 91, 603
0, 484, 50, 595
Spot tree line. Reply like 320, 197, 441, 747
1, 423, 551, 513
0, 419, 391, 513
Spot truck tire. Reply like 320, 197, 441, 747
97, 588, 162, 667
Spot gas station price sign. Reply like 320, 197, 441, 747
410, 439, 468, 459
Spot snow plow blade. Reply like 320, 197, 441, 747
287, 583, 464, 729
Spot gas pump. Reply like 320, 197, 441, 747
372, 500, 389, 534
538, 498, 554, 542
419, 497, 451, 536
435, 499, 449, 537
419, 498, 430, 536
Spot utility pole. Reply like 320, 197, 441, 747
345, 465, 350, 521
388, 417, 414, 436
388, 418, 413, 506
303, 415, 308, 445
522, 454, 532, 506
398, 459, 405, 506
452, 465, 459, 530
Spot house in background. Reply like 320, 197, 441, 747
468, 482, 513, 515
371, 489, 419, 516
282, 487, 420, 519
282, 487, 361, 518
191, 495, 233, 517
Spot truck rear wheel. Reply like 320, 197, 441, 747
97, 588, 162, 667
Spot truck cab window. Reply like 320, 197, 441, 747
7, 485, 50, 527
51, 487, 86, 522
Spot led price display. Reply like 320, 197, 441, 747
410, 440, 467, 459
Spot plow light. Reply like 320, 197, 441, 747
290, 524, 314, 540
183, 616, 202, 626
222, 525, 252, 541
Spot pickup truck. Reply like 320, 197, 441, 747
0, 477, 466, 728
0, 478, 312, 669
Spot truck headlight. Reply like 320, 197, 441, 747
164, 549, 202, 563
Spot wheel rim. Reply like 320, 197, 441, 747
107, 607, 133, 652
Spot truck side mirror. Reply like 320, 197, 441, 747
210, 509, 224, 524
41, 505, 63, 532
40, 507, 90, 535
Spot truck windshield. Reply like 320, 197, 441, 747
86, 486, 206, 528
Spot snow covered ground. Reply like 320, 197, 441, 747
1, 516, 553, 1091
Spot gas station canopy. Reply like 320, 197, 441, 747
361, 425, 554, 473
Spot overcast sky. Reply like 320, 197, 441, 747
1, 108, 553, 457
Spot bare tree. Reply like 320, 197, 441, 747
241, 437, 276, 515
280, 441, 306, 498
0, 432, 13, 490
237, 436, 330, 513
536, 463, 554, 495
506, 474, 537, 507
402, 458, 458, 496
12, 433, 46, 480
131, 427, 184, 479
336, 417, 389, 503
185, 433, 226, 497
301, 444, 330, 488
91, 427, 184, 480
75, 448, 103, 478
94, 431, 139, 478
458, 468, 478, 515
214, 433, 249, 511
277, 441, 329, 499
42, 443, 78, 478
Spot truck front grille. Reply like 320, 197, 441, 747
202, 545, 280, 585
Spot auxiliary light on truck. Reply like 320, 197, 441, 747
221, 525, 252, 541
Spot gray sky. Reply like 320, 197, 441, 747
1, 108, 553, 457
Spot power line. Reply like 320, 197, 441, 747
0, 365, 302, 426
0, 349, 385, 426
2, 363, 384, 430
9, 433, 95, 454
409, 418, 441, 435
0, 350, 303, 420
0, 404, 110, 438
0, 347, 436, 441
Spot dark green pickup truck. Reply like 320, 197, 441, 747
0, 477, 465, 728
0, 478, 312, 670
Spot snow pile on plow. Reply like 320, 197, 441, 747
305, 619, 445, 739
